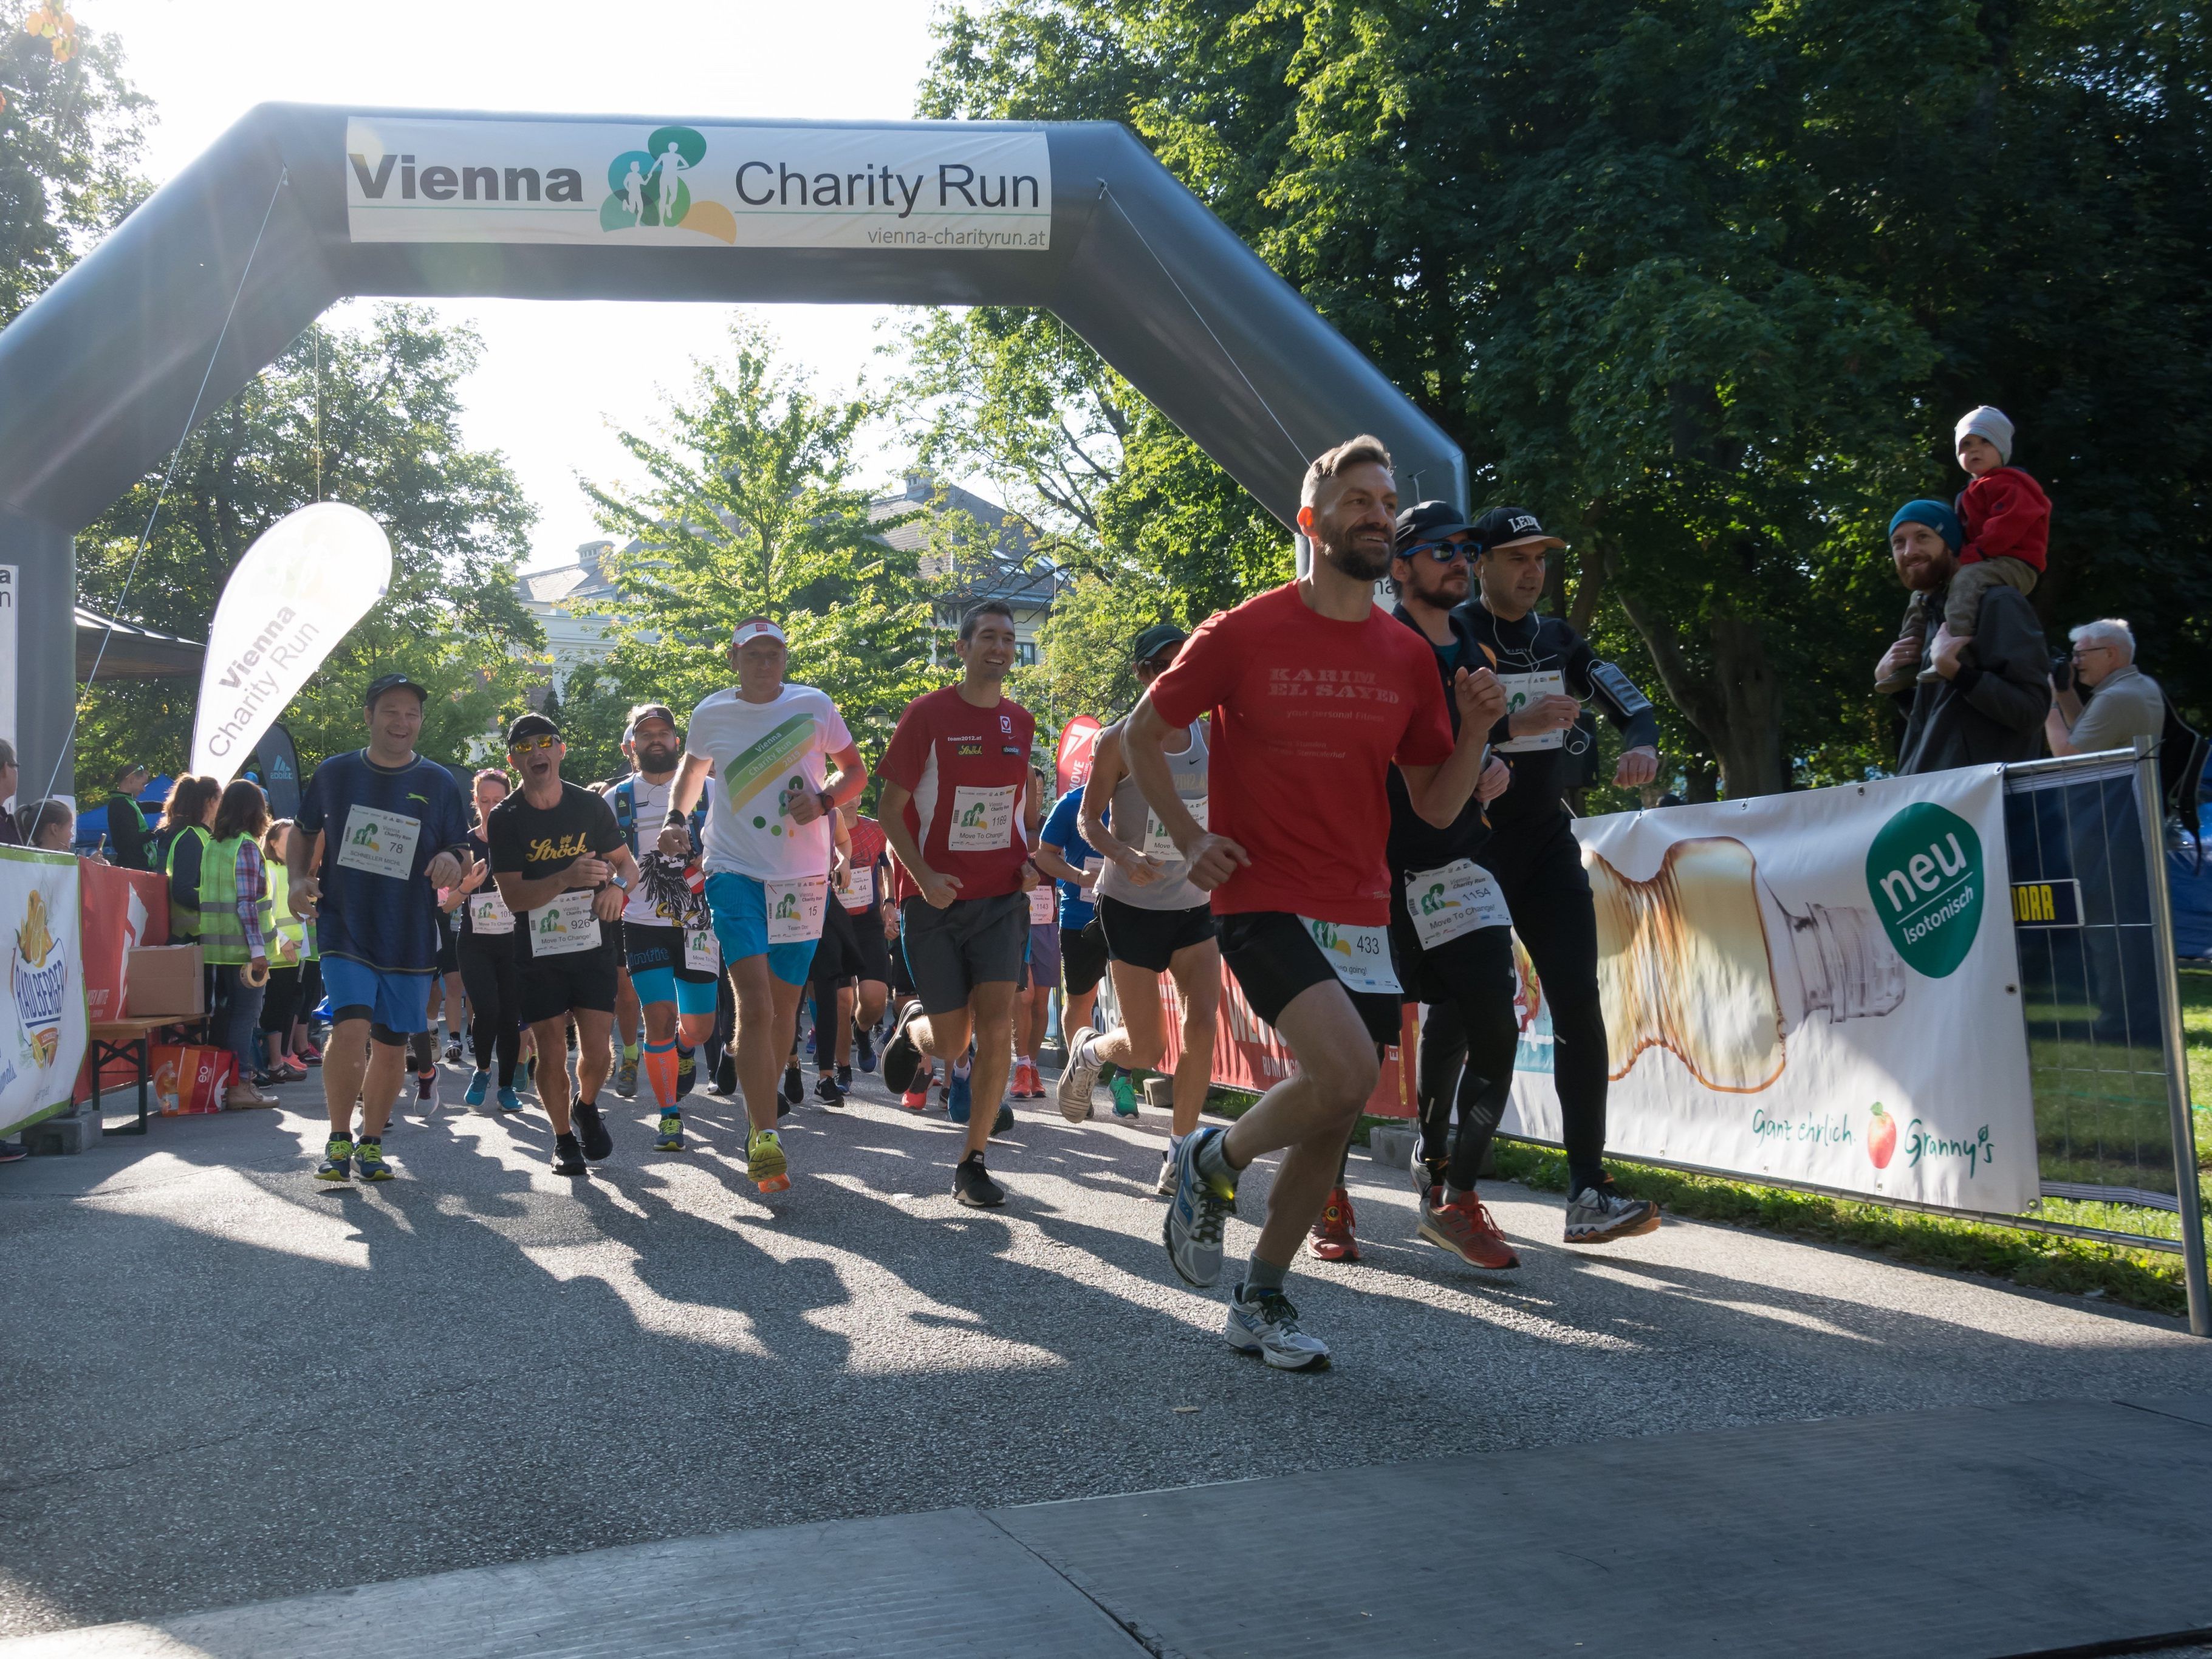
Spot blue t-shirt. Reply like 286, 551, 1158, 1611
295, 751, 471, 972
1039, 785, 1099, 928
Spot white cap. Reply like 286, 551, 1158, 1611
731, 617, 786, 648
1954, 406, 2015, 465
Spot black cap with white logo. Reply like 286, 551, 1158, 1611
1394, 500, 1473, 553
1470, 506, 1566, 554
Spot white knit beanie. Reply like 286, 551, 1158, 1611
1955, 405, 2015, 465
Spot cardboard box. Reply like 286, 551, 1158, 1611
123, 943, 204, 1020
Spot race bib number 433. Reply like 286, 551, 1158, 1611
1299, 916, 1399, 997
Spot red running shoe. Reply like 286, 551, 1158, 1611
1307, 1186, 1360, 1261
1419, 1192, 1520, 1270
1013, 1059, 1043, 1100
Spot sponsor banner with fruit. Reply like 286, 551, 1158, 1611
1, 846, 89, 1139
1505, 765, 2036, 1213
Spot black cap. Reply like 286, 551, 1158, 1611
505, 713, 561, 747
1394, 500, 1472, 553
1131, 621, 1189, 663
363, 671, 429, 708
1470, 506, 1565, 554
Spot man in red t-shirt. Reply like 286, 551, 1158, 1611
1128, 435, 1503, 1370
878, 599, 1043, 1208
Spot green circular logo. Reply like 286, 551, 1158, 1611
1864, 802, 1984, 978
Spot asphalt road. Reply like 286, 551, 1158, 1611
4, 1054, 2208, 1639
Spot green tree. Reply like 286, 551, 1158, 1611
583, 321, 943, 764
74, 304, 545, 788
0, 1, 149, 326
925, 0, 2212, 794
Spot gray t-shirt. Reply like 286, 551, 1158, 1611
2069, 665, 2165, 756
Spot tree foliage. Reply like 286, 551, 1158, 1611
74, 306, 544, 789
583, 321, 944, 764
0, 1, 148, 326
923, 0, 2212, 796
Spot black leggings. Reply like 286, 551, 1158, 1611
1405, 923, 1521, 1192
457, 934, 522, 1087
1471, 814, 1610, 1194
259, 964, 303, 1036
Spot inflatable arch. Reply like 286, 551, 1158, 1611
0, 106, 1465, 790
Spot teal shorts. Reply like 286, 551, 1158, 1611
705, 872, 820, 987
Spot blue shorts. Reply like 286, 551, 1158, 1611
705, 872, 819, 987
623, 921, 720, 1016
321, 956, 434, 1035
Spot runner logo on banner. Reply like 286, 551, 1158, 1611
1502, 766, 2033, 1212
1, 849, 88, 1138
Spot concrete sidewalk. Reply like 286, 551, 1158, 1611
4, 1393, 2208, 1657
3, 1058, 2210, 1644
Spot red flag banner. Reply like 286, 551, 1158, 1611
1055, 716, 1102, 798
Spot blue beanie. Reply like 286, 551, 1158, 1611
1888, 499, 1962, 550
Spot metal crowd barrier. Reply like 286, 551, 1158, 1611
2002, 740, 2208, 1334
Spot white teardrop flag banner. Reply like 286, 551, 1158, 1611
190, 503, 392, 779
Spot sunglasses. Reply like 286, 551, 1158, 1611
507, 733, 560, 754
1403, 539, 1473, 564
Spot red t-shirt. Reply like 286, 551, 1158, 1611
878, 687, 1037, 900
843, 815, 888, 913
1147, 583, 1456, 925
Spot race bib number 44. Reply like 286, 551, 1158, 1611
1300, 916, 1399, 997
530, 888, 601, 957
948, 785, 1018, 852
1405, 860, 1512, 951
334, 804, 422, 880
764, 876, 827, 944
841, 864, 875, 912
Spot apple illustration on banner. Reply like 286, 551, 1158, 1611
1868, 1102, 1898, 1169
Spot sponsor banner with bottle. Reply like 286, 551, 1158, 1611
1, 847, 89, 1138
344, 118, 1052, 253
1505, 765, 2035, 1212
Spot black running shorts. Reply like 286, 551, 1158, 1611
1218, 911, 1400, 1046
1060, 918, 1108, 998
899, 892, 1027, 1016
518, 948, 619, 1025
1098, 895, 1218, 975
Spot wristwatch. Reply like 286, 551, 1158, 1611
663, 809, 688, 829
818, 788, 837, 816
608, 873, 629, 892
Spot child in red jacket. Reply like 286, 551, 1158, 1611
1878, 405, 2051, 689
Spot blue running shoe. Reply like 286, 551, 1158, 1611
463, 1070, 490, 1108
1164, 1126, 1238, 1288
948, 1067, 972, 1124
496, 1087, 523, 1113
314, 1135, 353, 1183
354, 1137, 394, 1182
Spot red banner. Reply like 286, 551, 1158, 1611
1055, 716, 1102, 797
1153, 965, 1416, 1118
77, 863, 171, 1100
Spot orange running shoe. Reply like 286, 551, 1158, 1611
902, 1062, 934, 1112
1307, 1186, 1360, 1261
1013, 1058, 1042, 1100
1419, 1192, 1519, 1270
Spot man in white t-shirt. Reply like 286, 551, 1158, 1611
659, 617, 867, 1194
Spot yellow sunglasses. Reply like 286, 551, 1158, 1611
507, 733, 560, 754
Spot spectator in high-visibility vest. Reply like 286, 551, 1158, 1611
158, 775, 222, 943
202, 779, 279, 1109
258, 818, 317, 1087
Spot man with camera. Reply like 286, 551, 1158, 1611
2044, 619, 2165, 758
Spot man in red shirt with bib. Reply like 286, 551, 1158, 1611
1128, 436, 1504, 1369
879, 600, 1043, 1209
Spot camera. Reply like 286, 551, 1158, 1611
2049, 651, 2073, 693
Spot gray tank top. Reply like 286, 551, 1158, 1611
1096, 720, 1210, 912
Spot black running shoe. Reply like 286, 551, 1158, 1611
881, 1002, 925, 1094
835, 1063, 852, 1089
712, 1052, 736, 1096
813, 1072, 845, 1107
574, 1100, 613, 1161
675, 1046, 696, 1100
551, 1134, 586, 1177
952, 1152, 1005, 1208
992, 1100, 1015, 1137
854, 1024, 875, 1073
782, 1063, 803, 1106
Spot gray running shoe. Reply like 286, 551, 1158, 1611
1224, 1283, 1330, 1370
1162, 1126, 1237, 1287
615, 1058, 639, 1100
1055, 1026, 1102, 1123
1565, 1184, 1662, 1243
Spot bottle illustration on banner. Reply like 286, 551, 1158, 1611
1584, 836, 1905, 1092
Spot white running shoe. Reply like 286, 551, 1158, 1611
1224, 1283, 1330, 1370
1155, 1146, 1179, 1197
1565, 1184, 1662, 1243
1055, 1026, 1102, 1123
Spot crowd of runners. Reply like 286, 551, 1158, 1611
280, 434, 1665, 1371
